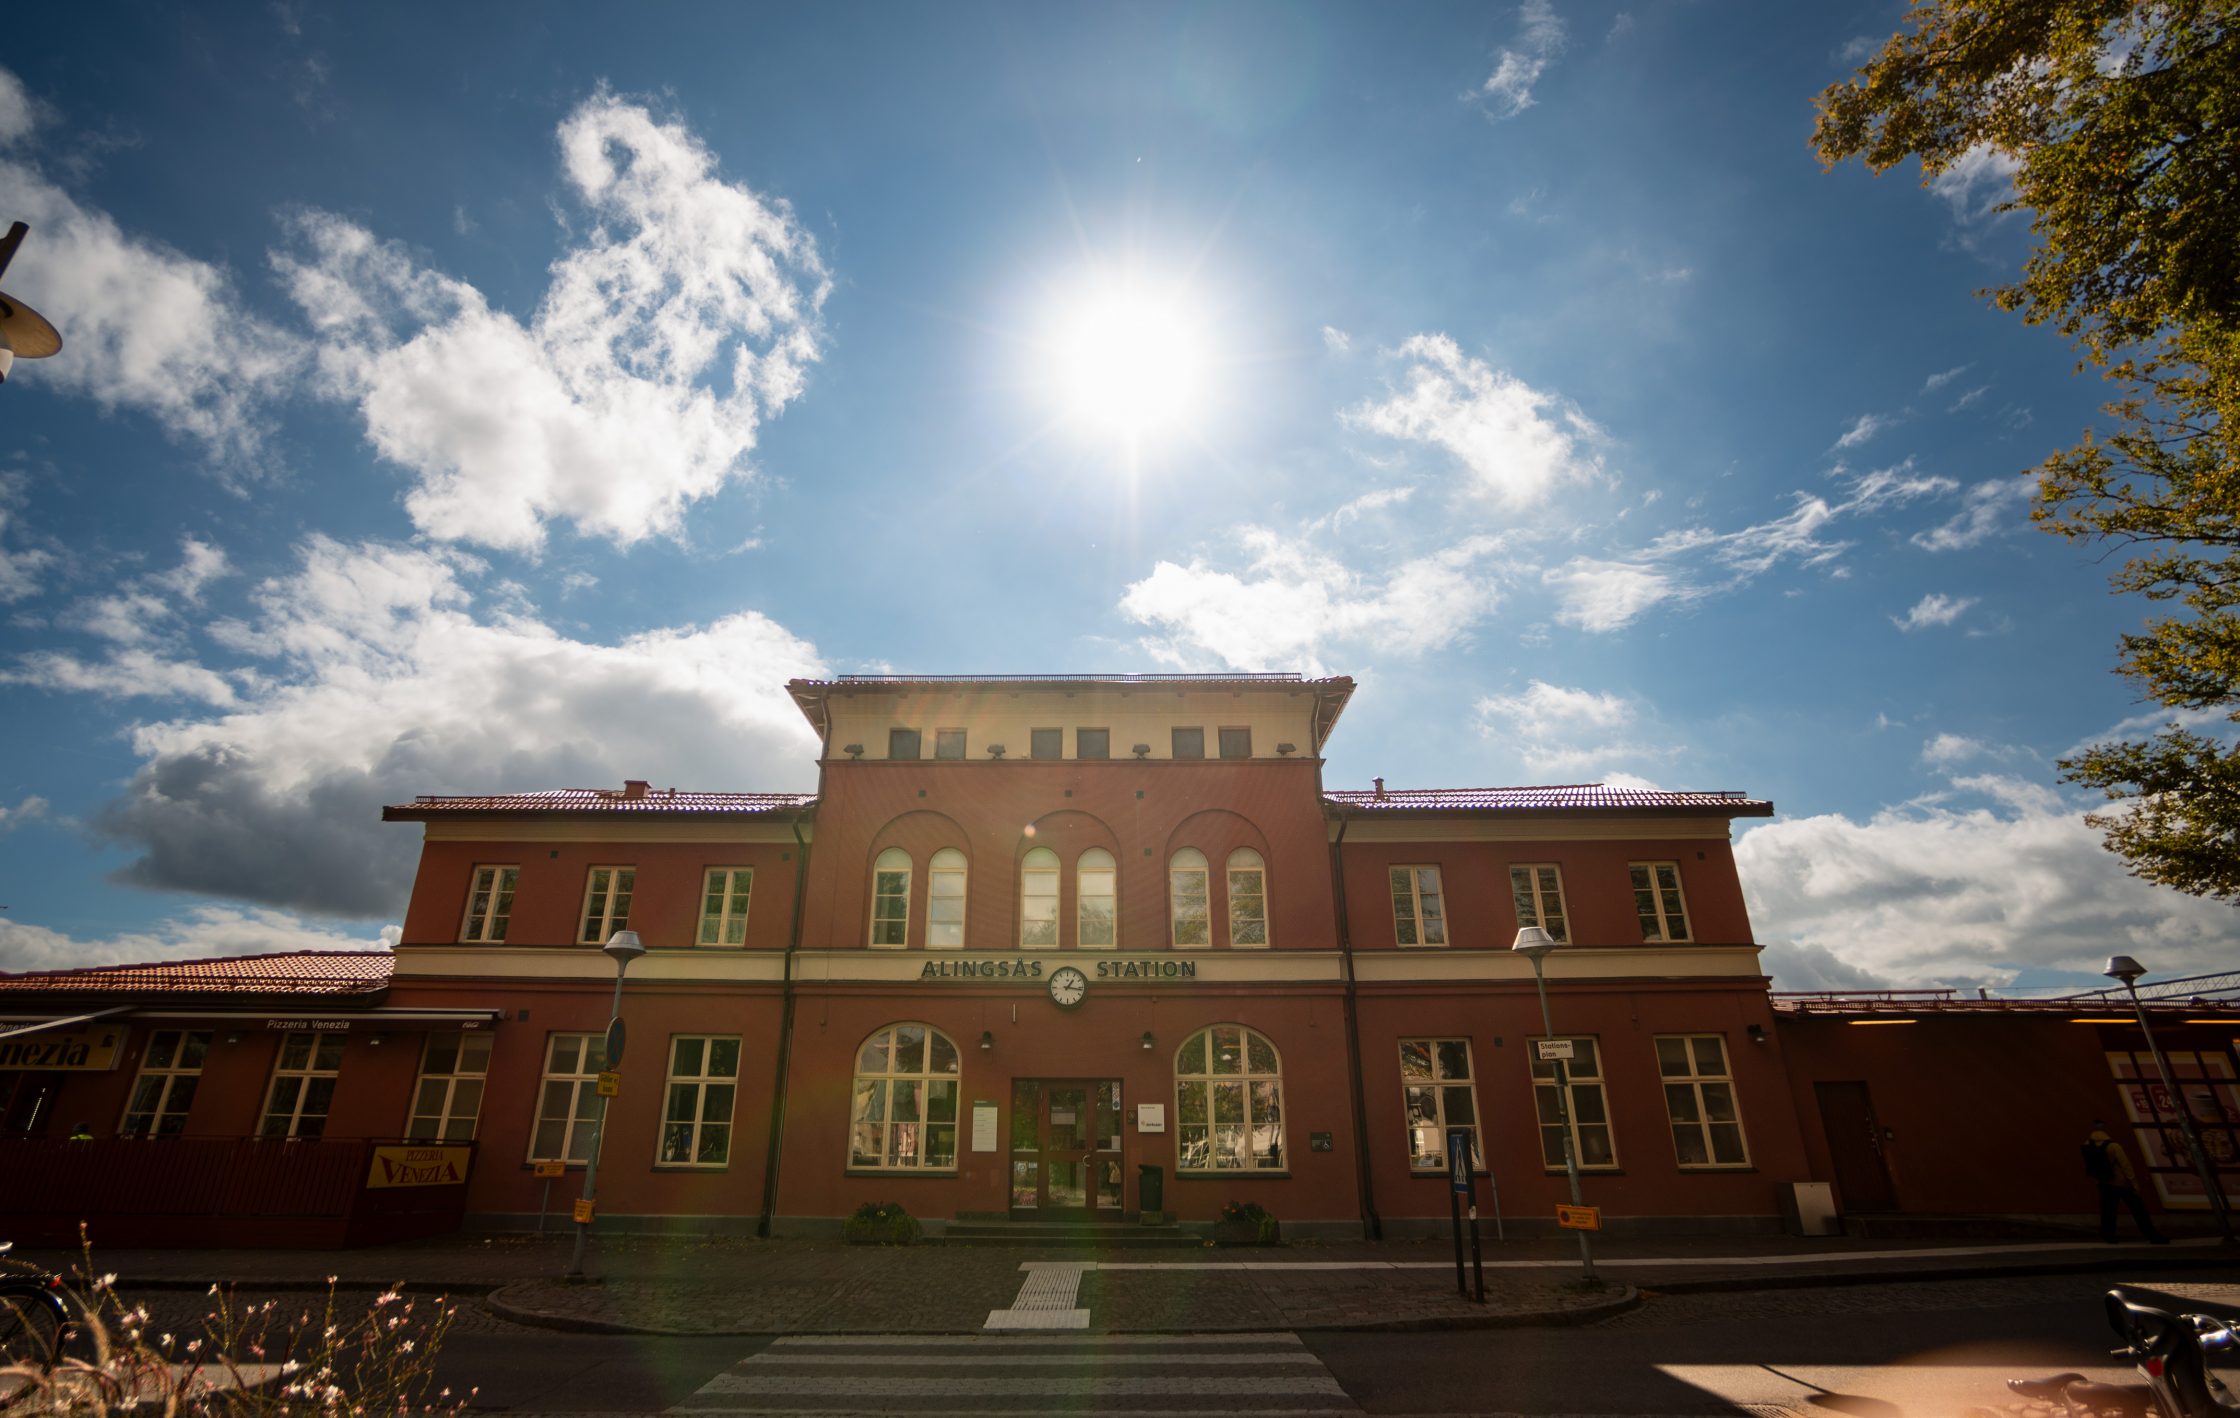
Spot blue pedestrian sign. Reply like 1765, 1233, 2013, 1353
1447, 1128, 1472, 1194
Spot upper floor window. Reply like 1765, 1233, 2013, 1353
1170, 847, 1211, 946
850, 1024, 961, 1171
120, 1030, 210, 1138
888, 727, 921, 760
260, 1032, 345, 1140
1078, 848, 1117, 947
578, 866, 635, 944
699, 867, 754, 946
927, 848, 967, 948
531, 1032, 607, 1162
934, 728, 966, 760
1400, 1038, 1480, 1172
1020, 847, 1060, 946
658, 1035, 740, 1168
1227, 847, 1268, 947
871, 848, 912, 947
460, 865, 518, 943
1218, 727, 1252, 759
408, 1032, 491, 1142
1658, 1035, 1748, 1167
1172, 727, 1205, 759
1389, 866, 1447, 947
1176, 1024, 1285, 1172
1030, 728, 1062, 760
1509, 865, 1568, 943
1077, 728, 1110, 760
1630, 862, 1692, 942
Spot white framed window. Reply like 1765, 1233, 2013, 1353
849, 1024, 961, 1171
460, 865, 519, 943
870, 847, 912, 947
530, 1032, 609, 1163
1400, 1038, 1480, 1172
1389, 865, 1447, 946
408, 1032, 491, 1142
1658, 1035, 1748, 1167
1227, 847, 1268, 947
1020, 847, 1060, 947
119, 1030, 211, 1138
933, 728, 966, 760
658, 1035, 740, 1167
889, 727, 922, 759
698, 867, 754, 946
1631, 862, 1692, 942
1078, 848, 1117, 947
1509, 864, 1568, 943
928, 848, 967, 948
259, 1032, 345, 1140
1170, 847, 1211, 946
578, 866, 636, 944
1531, 1036, 1617, 1170
1175, 1024, 1285, 1172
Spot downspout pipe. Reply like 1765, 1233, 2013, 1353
1328, 802, 1380, 1240
757, 750, 822, 1236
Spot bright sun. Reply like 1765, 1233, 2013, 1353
1049, 276, 1213, 441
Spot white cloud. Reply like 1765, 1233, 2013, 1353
0, 473, 54, 604
5, 646, 239, 704
1930, 142, 2023, 230
0, 794, 49, 832
274, 91, 829, 552
1544, 558, 1684, 631
9, 535, 828, 917
1736, 772, 2240, 985
1832, 412, 1890, 450
0, 905, 395, 974
1119, 527, 1504, 674
0, 67, 43, 145
1912, 474, 2032, 551
1472, 0, 1566, 120
1948, 384, 1990, 411
1475, 681, 1670, 778
1893, 591, 1977, 631
1920, 731, 1988, 766
1838, 35, 1882, 63
1922, 363, 1972, 393
1344, 333, 1603, 508
1321, 325, 1351, 353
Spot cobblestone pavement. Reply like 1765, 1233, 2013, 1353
1598, 1272, 2240, 1330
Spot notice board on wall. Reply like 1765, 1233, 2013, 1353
971, 1101, 999, 1152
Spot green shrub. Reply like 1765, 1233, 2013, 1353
1216, 1201, 1280, 1244
842, 1201, 922, 1246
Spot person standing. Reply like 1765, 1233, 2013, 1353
2085, 1120, 2170, 1243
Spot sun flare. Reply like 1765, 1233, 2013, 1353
1048, 276, 1214, 441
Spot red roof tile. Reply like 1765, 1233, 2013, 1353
1324, 785, 1774, 815
0, 950, 392, 997
385, 789, 816, 820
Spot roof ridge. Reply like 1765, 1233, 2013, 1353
0, 947, 390, 983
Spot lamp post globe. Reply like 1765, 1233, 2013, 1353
2103, 955, 2146, 988
603, 930, 647, 972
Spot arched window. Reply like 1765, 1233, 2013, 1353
1170, 848, 1210, 947
1020, 847, 1060, 947
1077, 848, 1116, 948
870, 848, 911, 948
1175, 1024, 1284, 1172
1226, 848, 1267, 947
849, 1024, 961, 1170
927, 848, 967, 948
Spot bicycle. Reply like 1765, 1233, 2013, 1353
0, 1243, 71, 1374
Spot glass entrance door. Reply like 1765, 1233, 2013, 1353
1010, 1080, 1123, 1218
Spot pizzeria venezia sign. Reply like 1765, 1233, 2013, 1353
918, 958, 1200, 981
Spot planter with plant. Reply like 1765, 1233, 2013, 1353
1212, 1200, 1280, 1245
842, 1201, 922, 1246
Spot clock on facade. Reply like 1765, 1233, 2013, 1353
1048, 966, 1089, 1010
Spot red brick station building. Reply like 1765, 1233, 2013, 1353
4, 674, 2236, 1246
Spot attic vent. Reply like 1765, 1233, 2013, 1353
623, 779, 649, 800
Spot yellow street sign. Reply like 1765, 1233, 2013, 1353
572, 1198, 596, 1224
1556, 1203, 1601, 1231
533, 1159, 567, 1179
596, 1071, 621, 1097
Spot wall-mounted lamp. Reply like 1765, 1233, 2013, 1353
1275, 742, 1296, 756
979, 1030, 994, 1051
1746, 1024, 1767, 1045
842, 743, 864, 759
986, 744, 1006, 759
1140, 1030, 1155, 1051
1131, 743, 1151, 758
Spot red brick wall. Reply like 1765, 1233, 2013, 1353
399, 838, 802, 950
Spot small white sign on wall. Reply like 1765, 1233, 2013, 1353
1136, 1103, 1166, 1133
971, 1101, 999, 1153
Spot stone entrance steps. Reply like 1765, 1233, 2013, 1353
939, 1219, 1204, 1248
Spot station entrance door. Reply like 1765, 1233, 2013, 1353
1009, 1079, 1123, 1219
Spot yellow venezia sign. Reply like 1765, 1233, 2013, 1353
0, 1028, 123, 1072
365, 1145, 471, 1189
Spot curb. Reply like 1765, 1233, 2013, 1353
480, 1279, 1643, 1337
1640, 1251, 2237, 1296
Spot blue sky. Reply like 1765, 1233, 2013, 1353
2, 2, 2232, 989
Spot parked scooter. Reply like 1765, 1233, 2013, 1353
2004, 1287, 2238, 1418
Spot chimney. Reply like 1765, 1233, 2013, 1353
623, 779, 649, 800
1373, 776, 1386, 799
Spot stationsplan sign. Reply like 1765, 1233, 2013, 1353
1534, 1039, 1576, 1063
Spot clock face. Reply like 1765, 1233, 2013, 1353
1049, 966, 1089, 1009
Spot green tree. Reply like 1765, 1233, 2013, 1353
1815, 0, 2240, 901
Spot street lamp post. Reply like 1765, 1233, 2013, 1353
1514, 926, 1599, 1285
568, 930, 647, 1279
2103, 954, 2235, 1243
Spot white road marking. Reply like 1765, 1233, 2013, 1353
984, 1260, 1088, 1330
